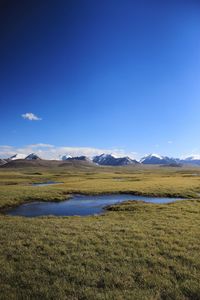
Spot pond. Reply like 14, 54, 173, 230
32, 181, 63, 186
6, 194, 183, 217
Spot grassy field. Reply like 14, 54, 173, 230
0, 165, 200, 209
0, 164, 200, 299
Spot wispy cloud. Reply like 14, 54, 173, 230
21, 113, 42, 121
0, 144, 138, 160
28, 143, 54, 148
168, 141, 173, 144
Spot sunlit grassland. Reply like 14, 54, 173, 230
0, 166, 200, 209
0, 165, 200, 299
1, 200, 200, 299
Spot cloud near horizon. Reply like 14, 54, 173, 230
1, 144, 199, 160
0, 144, 138, 160
21, 113, 42, 121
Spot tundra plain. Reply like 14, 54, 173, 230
0, 163, 200, 299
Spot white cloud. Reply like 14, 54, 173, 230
21, 113, 42, 121
168, 141, 173, 144
0, 145, 17, 158
27, 143, 54, 148
0, 144, 138, 160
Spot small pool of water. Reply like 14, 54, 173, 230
32, 181, 63, 187
6, 194, 183, 217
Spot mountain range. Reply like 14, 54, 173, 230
140, 154, 178, 165
93, 154, 139, 166
62, 155, 91, 162
1, 153, 200, 167
9, 153, 41, 161
140, 154, 200, 166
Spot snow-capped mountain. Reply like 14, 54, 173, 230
62, 155, 91, 162
184, 155, 200, 160
9, 153, 41, 161
140, 154, 178, 165
93, 154, 115, 165
62, 155, 72, 160
181, 156, 200, 165
140, 154, 162, 163
25, 153, 41, 160
2, 151, 200, 167
93, 154, 138, 166
9, 153, 26, 160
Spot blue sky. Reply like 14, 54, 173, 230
1, 0, 200, 159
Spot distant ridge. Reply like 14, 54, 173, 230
9, 153, 41, 161
93, 154, 139, 166
140, 154, 178, 165
0, 159, 7, 166
62, 155, 92, 162
1, 152, 200, 167
1, 159, 95, 169
61, 155, 72, 160
10, 153, 26, 160
25, 153, 41, 160
181, 156, 200, 166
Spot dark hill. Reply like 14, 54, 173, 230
0, 159, 96, 169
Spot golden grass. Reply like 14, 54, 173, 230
0, 166, 200, 299
0, 166, 200, 209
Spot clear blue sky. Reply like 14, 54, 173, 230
1, 0, 200, 158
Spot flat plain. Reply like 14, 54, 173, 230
0, 163, 200, 299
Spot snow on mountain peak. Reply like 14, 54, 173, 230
10, 153, 26, 160
148, 153, 163, 159
184, 155, 200, 161
25, 153, 41, 160
140, 153, 163, 163
62, 155, 72, 161
93, 153, 138, 166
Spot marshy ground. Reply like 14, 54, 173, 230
0, 165, 200, 299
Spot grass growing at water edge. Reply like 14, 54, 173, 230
0, 166, 200, 209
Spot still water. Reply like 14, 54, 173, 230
6, 194, 182, 217
32, 181, 63, 186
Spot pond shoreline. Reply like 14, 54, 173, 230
3, 193, 186, 218
0, 189, 193, 214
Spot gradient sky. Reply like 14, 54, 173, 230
1, 0, 200, 159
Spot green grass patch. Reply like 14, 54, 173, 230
0, 166, 200, 299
